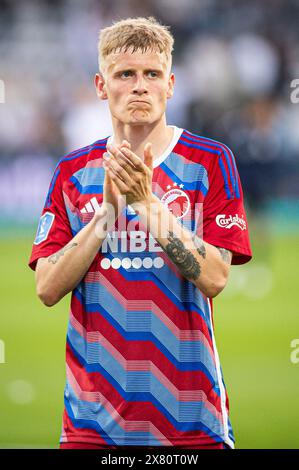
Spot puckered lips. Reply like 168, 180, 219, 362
128, 99, 151, 105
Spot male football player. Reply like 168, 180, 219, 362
29, 17, 252, 449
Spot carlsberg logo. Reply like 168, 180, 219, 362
216, 214, 247, 231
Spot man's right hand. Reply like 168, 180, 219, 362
102, 140, 131, 220
103, 164, 122, 211
103, 140, 132, 206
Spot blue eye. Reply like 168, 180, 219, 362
121, 71, 132, 78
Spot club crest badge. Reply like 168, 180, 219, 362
161, 183, 190, 219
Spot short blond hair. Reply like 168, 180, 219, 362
98, 17, 174, 73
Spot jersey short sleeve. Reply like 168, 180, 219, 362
28, 163, 73, 271
203, 149, 252, 265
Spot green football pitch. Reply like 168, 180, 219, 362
0, 232, 298, 449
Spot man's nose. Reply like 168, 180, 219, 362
132, 74, 148, 94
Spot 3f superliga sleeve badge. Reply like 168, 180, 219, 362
34, 212, 55, 245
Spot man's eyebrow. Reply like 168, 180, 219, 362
112, 67, 134, 74
144, 68, 163, 73
112, 66, 163, 73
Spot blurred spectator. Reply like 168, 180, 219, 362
0, 0, 299, 223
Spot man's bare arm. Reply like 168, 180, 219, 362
136, 195, 232, 298
35, 207, 109, 307
35, 161, 126, 307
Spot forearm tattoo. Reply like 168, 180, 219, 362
48, 243, 78, 264
216, 247, 232, 264
164, 231, 201, 280
193, 235, 206, 259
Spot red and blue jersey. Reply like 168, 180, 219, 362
29, 126, 252, 448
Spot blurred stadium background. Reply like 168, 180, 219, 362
0, 0, 299, 449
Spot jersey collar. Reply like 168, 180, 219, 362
106, 126, 183, 169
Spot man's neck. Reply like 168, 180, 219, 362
110, 120, 174, 162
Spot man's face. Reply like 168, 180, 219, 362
95, 49, 175, 126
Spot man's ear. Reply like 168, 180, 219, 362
167, 72, 175, 99
95, 73, 108, 100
